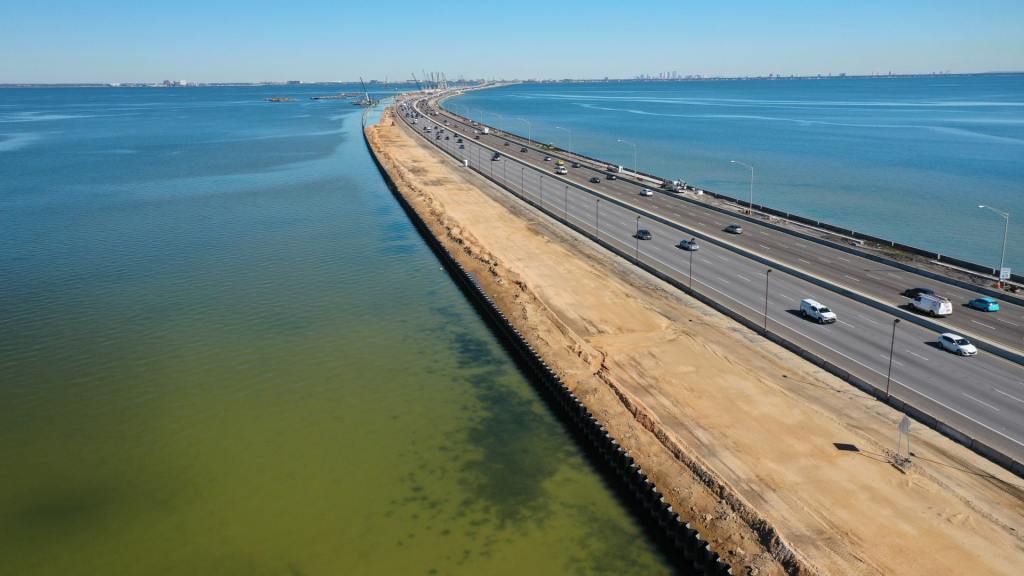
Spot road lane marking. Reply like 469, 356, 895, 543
878, 353, 904, 367
844, 274, 861, 283
970, 319, 996, 330
838, 320, 856, 328
714, 275, 732, 285
736, 274, 752, 283
759, 243, 772, 250
798, 257, 812, 264
837, 256, 851, 263
993, 388, 1024, 403
995, 318, 1019, 327
962, 393, 1000, 412
905, 350, 929, 361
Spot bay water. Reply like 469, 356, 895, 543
449, 75, 1024, 271
0, 86, 670, 574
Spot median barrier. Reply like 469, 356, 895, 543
364, 116, 733, 575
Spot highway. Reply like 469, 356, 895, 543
397, 95, 1024, 468
425, 96, 1024, 360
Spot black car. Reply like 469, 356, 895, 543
589, 176, 601, 184
903, 287, 935, 299
606, 173, 618, 180
459, 144, 465, 149
635, 229, 653, 241
520, 147, 528, 153
543, 156, 552, 161
491, 152, 501, 161
504, 141, 510, 146
456, 138, 463, 143
445, 136, 449, 140
571, 162, 581, 168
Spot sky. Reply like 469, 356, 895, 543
1, 0, 1022, 83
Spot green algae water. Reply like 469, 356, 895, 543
0, 86, 671, 574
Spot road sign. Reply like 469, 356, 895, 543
999, 267, 1012, 280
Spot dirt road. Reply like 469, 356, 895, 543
367, 109, 1023, 575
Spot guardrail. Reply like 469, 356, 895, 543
364, 115, 735, 574
433, 97, 1024, 296
397, 100, 1024, 478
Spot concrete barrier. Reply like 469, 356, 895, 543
364, 118, 733, 574
393, 103, 1024, 479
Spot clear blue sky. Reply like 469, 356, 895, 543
2, 0, 1021, 83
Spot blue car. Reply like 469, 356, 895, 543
967, 297, 1000, 312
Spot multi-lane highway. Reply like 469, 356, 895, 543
396, 93, 1024, 468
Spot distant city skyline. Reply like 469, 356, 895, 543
2, 0, 1022, 84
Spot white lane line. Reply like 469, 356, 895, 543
962, 393, 1000, 412
838, 320, 856, 329
844, 274, 861, 283
995, 318, 1019, 327
887, 272, 902, 278
714, 275, 732, 286
778, 293, 795, 301
837, 256, 851, 263
878, 353, 904, 367
697, 221, 706, 226
759, 243, 772, 250
798, 257, 812, 264
736, 274, 753, 283
971, 319, 997, 330
859, 316, 881, 326
905, 350, 929, 361
863, 274, 881, 281
993, 388, 1024, 403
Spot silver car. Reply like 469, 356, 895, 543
678, 238, 699, 251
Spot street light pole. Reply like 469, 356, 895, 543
978, 204, 1010, 287
540, 174, 544, 207
520, 165, 525, 198
763, 269, 771, 335
596, 198, 601, 237
564, 185, 568, 220
555, 126, 573, 154
886, 319, 900, 400
514, 117, 532, 147
730, 160, 755, 215
617, 139, 637, 176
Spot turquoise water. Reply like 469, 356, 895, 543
0, 86, 671, 574
449, 76, 1024, 271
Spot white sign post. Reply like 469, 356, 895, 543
999, 267, 1011, 281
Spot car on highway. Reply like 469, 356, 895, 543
543, 156, 552, 161
640, 188, 653, 197
504, 141, 510, 146
937, 333, 977, 356
520, 147, 528, 153
459, 144, 465, 149
589, 176, 601, 184
678, 238, 699, 251
902, 287, 934, 299
606, 173, 618, 180
555, 166, 568, 175
800, 299, 837, 324
967, 297, 1000, 312
634, 229, 653, 241
444, 136, 449, 140
456, 138, 463, 143
725, 224, 743, 234
911, 293, 953, 317
474, 134, 480, 139
491, 152, 501, 161
571, 162, 581, 168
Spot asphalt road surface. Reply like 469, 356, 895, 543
398, 96, 1024, 465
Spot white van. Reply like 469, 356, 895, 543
911, 294, 953, 317
800, 299, 837, 324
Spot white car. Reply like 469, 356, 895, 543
800, 298, 837, 324
640, 188, 653, 197
938, 333, 977, 356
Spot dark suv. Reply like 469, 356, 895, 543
635, 229, 653, 241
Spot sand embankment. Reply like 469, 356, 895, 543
366, 108, 1024, 576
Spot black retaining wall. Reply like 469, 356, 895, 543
363, 117, 733, 575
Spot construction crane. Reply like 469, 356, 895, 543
410, 73, 421, 91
